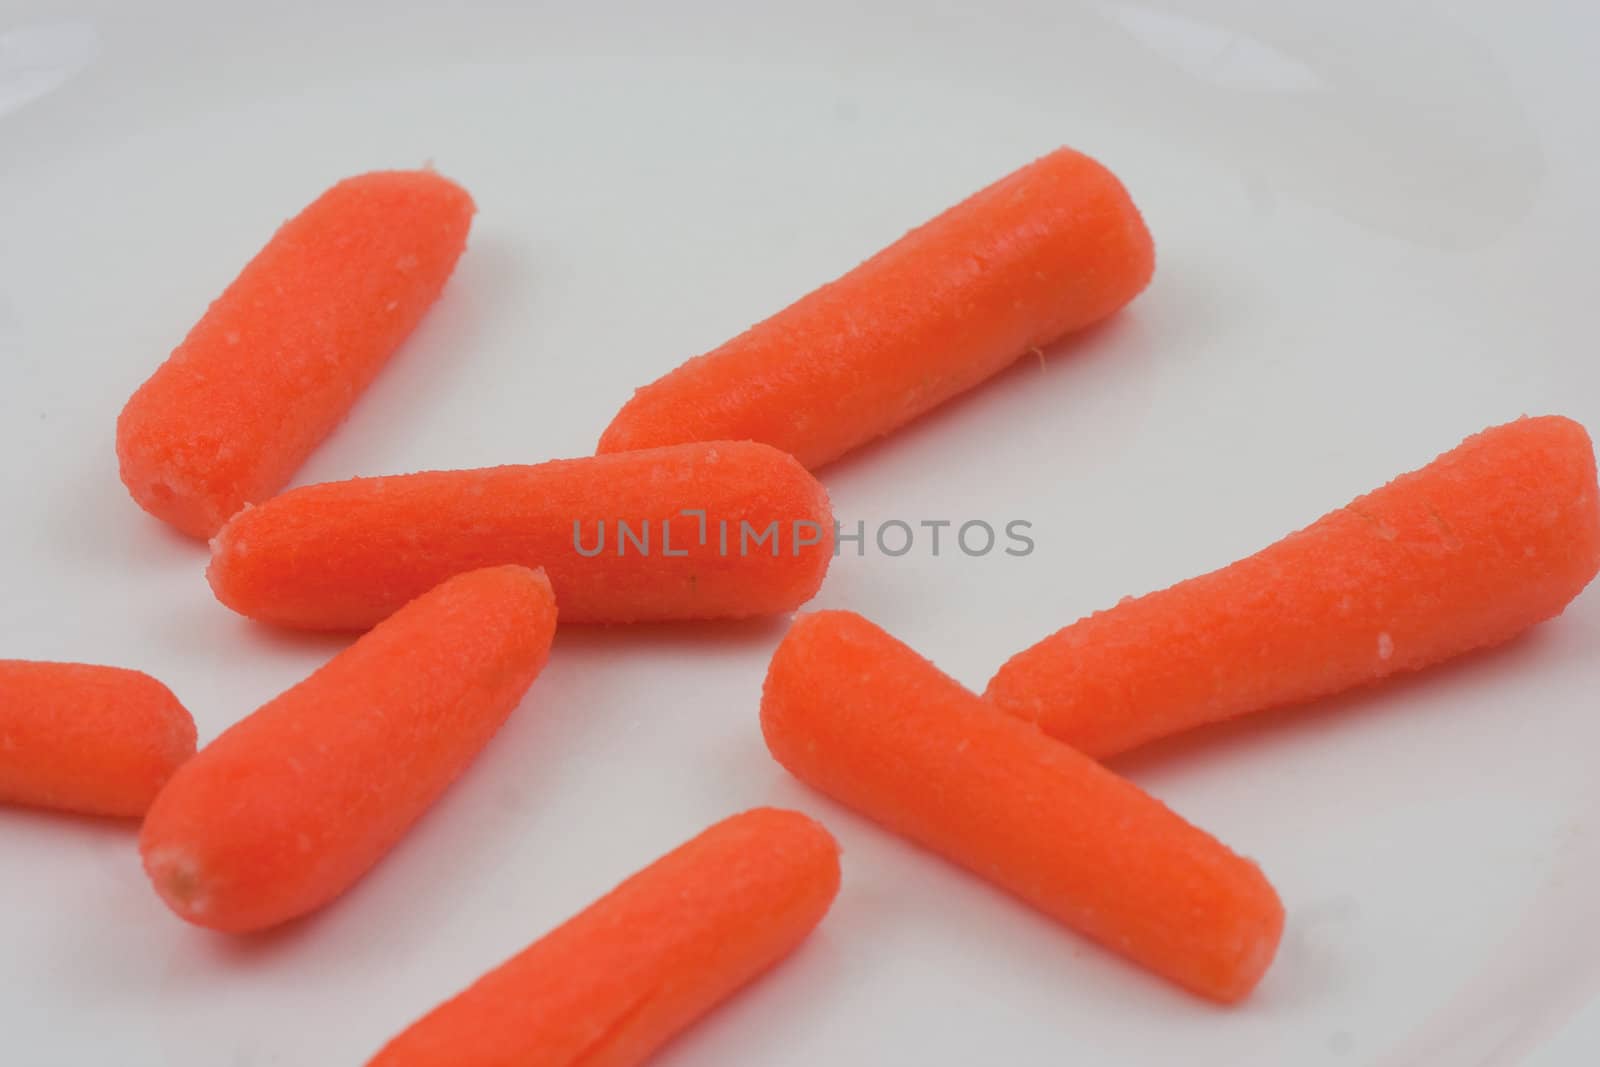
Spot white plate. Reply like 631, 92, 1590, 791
3, 2, 1598, 1064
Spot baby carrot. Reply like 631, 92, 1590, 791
597, 147, 1153, 469
0, 661, 195, 818
365, 807, 840, 1067
207, 440, 834, 630
761, 611, 1282, 1003
140, 565, 555, 932
117, 169, 475, 538
987, 415, 1600, 759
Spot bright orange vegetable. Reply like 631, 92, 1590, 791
117, 169, 474, 538
365, 807, 840, 1067
987, 415, 1600, 759
761, 611, 1282, 1003
597, 147, 1153, 469
0, 661, 195, 818
208, 441, 833, 630
140, 565, 555, 932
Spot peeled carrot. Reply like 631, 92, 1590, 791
988, 415, 1600, 759
597, 147, 1153, 469
761, 611, 1282, 1003
116, 169, 475, 538
0, 661, 195, 818
365, 807, 839, 1067
208, 440, 834, 630
140, 565, 554, 932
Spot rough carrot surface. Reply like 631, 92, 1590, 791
988, 415, 1600, 759
0, 661, 195, 818
208, 440, 834, 630
761, 611, 1282, 1003
366, 807, 840, 1067
597, 147, 1153, 468
140, 565, 555, 932
116, 169, 475, 538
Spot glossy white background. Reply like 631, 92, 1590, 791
3, 2, 1598, 1064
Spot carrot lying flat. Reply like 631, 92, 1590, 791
117, 169, 474, 538
0, 661, 195, 818
208, 440, 834, 630
140, 565, 555, 932
987, 415, 1600, 759
597, 147, 1153, 469
366, 807, 840, 1067
761, 611, 1281, 1003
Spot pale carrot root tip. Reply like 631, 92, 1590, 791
145, 847, 210, 920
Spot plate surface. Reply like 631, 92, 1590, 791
3, 2, 1599, 1064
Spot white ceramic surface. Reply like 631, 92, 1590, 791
3, 2, 1598, 1063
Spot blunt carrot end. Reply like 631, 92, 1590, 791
0, 661, 196, 818
761, 610, 1283, 1004
987, 415, 1600, 759
117, 169, 475, 538
140, 565, 556, 932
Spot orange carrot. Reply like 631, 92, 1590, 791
365, 807, 840, 1067
140, 565, 554, 932
597, 147, 1153, 469
117, 169, 475, 538
0, 661, 195, 818
988, 415, 1600, 759
208, 441, 834, 630
761, 611, 1282, 1003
